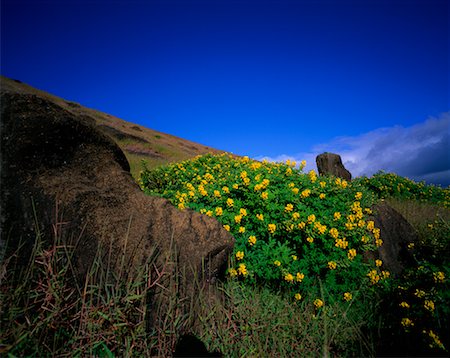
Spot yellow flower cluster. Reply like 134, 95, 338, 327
347, 249, 357, 260
296, 272, 305, 282
248, 235, 257, 246
268, 223, 276, 234
295, 293, 302, 301
314, 298, 324, 308
329, 228, 339, 239
399, 301, 410, 308
401, 317, 414, 327
328, 261, 337, 270
433, 271, 445, 283
285, 203, 294, 212
284, 273, 294, 282
236, 251, 244, 260
343, 292, 353, 301
335, 238, 348, 249
238, 263, 248, 276
314, 221, 327, 234
424, 330, 445, 350
424, 300, 435, 312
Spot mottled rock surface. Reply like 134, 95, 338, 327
365, 202, 417, 275
0, 91, 234, 330
316, 152, 352, 181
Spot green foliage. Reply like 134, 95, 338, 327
355, 171, 450, 207
141, 154, 391, 307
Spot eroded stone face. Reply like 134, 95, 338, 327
316, 152, 352, 181
1, 91, 234, 329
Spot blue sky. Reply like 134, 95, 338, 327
2, 0, 449, 185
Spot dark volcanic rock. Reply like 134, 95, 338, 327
365, 202, 417, 275
316, 152, 352, 181
0, 91, 234, 331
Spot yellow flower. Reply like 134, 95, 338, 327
248, 236, 257, 246
307, 214, 316, 223
295, 293, 302, 301
308, 170, 317, 183
285, 273, 294, 282
401, 318, 414, 327
328, 261, 337, 270
298, 222, 306, 229
335, 238, 348, 249
223, 225, 230, 231
228, 268, 238, 277
424, 300, 435, 312
256, 213, 264, 221
285, 203, 294, 212
234, 215, 242, 224
347, 249, 357, 260
343, 292, 353, 301
399, 301, 410, 308
227, 198, 234, 207
222, 186, 230, 193
296, 272, 305, 282
178, 202, 186, 210
314, 299, 324, 308
240, 208, 248, 216
319, 181, 326, 188
433, 271, 445, 283
373, 228, 381, 240
214, 190, 221, 198
381, 270, 390, 279
329, 228, 339, 239
367, 269, 380, 284
274, 260, 281, 267
239, 226, 246, 233
238, 263, 248, 276
307, 237, 314, 243
319, 193, 326, 199
334, 212, 341, 220
375, 259, 382, 267
292, 255, 297, 261
426, 330, 445, 350
292, 188, 299, 194
233, 183, 239, 190
292, 212, 300, 220
367, 221, 375, 231
355, 192, 363, 200
414, 289, 426, 298
300, 160, 306, 168
215, 207, 223, 216
236, 251, 244, 260
261, 191, 269, 200
206, 210, 213, 217
375, 238, 383, 247
301, 189, 311, 198
268, 223, 276, 234
407, 243, 415, 249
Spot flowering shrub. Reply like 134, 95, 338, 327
355, 171, 450, 207
141, 154, 389, 305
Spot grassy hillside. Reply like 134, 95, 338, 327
0, 76, 224, 178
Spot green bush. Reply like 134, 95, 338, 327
355, 171, 449, 207
141, 154, 391, 307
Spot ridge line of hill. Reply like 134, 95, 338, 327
0, 76, 225, 178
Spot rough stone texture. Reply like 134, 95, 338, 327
365, 202, 417, 275
316, 152, 352, 181
0, 91, 234, 321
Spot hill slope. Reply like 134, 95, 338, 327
0, 76, 224, 177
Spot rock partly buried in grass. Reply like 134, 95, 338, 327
0, 91, 234, 327
365, 202, 417, 275
316, 152, 352, 181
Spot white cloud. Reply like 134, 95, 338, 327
255, 112, 450, 187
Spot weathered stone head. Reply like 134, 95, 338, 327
316, 152, 352, 181
0, 90, 234, 333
